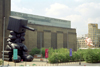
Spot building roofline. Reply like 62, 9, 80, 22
28, 23, 76, 30
88, 23, 97, 24
11, 11, 71, 22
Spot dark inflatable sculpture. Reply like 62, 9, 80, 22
3, 16, 35, 62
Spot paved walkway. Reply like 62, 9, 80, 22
1, 58, 84, 66
61, 62, 100, 66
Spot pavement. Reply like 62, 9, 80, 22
61, 62, 100, 66
1, 58, 100, 66
1, 58, 81, 66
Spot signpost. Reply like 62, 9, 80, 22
13, 49, 18, 66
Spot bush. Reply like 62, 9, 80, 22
57, 53, 66, 63
30, 47, 100, 63
30, 47, 49, 58
72, 52, 80, 62
83, 49, 99, 63
48, 53, 58, 63
41, 48, 45, 57
97, 52, 100, 62
48, 48, 54, 57
0, 61, 3, 65
48, 48, 69, 63
77, 49, 89, 61
29, 48, 40, 56
65, 53, 70, 62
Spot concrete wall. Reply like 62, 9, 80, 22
44, 32, 51, 48
0, 0, 10, 57
25, 24, 77, 51
57, 33, 63, 49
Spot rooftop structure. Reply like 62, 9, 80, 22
11, 11, 71, 28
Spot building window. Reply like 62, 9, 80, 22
37, 32, 44, 49
63, 33, 67, 48
51, 33, 57, 49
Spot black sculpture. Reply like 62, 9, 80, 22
3, 16, 35, 62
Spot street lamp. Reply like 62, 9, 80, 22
2, 17, 5, 66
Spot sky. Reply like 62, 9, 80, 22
11, 0, 100, 37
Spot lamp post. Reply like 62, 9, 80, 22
40, 33, 42, 54
40, 33, 43, 61
2, 17, 5, 66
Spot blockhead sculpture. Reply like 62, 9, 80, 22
7, 16, 35, 33
3, 16, 35, 62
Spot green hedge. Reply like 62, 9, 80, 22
29, 47, 46, 57
41, 48, 45, 57
48, 48, 100, 63
29, 48, 40, 56
83, 49, 100, 63
30, 47, 100, 63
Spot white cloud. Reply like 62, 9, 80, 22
74, 0, 83, 2
62, 15, 82, 23
11, 0, 21, 3
11, 1, 100, 36
45, 3, 71, 16
86, 17, 100, 24
11, 0, 34, 14
75, 2, 100, 17
45, 2, 100, 36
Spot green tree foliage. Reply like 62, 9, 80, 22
30, 47, 100, 63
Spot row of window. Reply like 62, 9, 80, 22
37, 32, 68, 49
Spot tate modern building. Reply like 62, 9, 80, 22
11, 11, 77, 51
0, 0, 77, 58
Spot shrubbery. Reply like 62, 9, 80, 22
0, 61, 3, 65
83, 49, 100, 63
41, 48, 45, 57
30, 47, 100, 63
29, 47, 46, 57
48, 48, 100, 63
29, 48, 40, 56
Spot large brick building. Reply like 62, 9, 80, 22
11, 11, 77, 51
